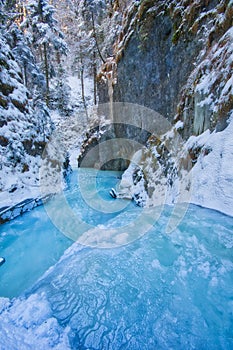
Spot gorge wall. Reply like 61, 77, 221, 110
80, 0, 233, 170
98, 0, 233, 133
99, 1, 212, 121
80, 0, 233, 215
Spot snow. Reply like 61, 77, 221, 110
196, 95, 213, 108
0, 35, 53, 209
0, 155, 43, 210
0, 1, 233, 347
0, 151, 42, 208
0, 294, 71, 350
185, 129, 211, 150
190, 117, 233, 217
50, 75, 95, 170
0, 181, 41, 209
221, 75, 233, 96
117, 117, 233, 218
68, 76, 94, 108
114, 21, 233, 217
195, 71, 217, 94
116, 149, 148, 204
0, 70, 94, 209
174, 120, 184, 130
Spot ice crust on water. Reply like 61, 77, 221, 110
0, 202, 232, 349
0, 294, 71, 350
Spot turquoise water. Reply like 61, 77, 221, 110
0, 206, 72, 298
0, 169, 233, 348
0, 170, 123, 298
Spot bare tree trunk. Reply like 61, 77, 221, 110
56, 52, 61, 65
43, 42, 49, 106
80, 55, 88, 120
80, 66, 85, 107
23, 64, 28, 88
91, 11, 105, 64
93, 51, 97, 105
38, 46, 43, 62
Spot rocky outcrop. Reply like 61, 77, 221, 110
93, 0, 233, 214
78, 121, 146, 171
0, 195, 52, 224
98, 0, 233, 133
79, 1, 233, 175
78, 102, 170, 170
100, 7, 201, 120
177, 23, 233, 138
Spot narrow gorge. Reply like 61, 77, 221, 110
0, 1, 233, 349
79, 0, 233, 216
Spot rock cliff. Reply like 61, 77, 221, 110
98, 0, 233, 132
81, 0, 233, 215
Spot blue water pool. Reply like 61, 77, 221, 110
0, 169, 232, 349
0, 169, 123, 298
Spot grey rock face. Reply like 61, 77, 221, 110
78, 103, 170, 171
92, 1, 233, 173
100, 14, 202, 121
95, 12, 204, 171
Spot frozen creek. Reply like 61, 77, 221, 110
0, 169, 232, 349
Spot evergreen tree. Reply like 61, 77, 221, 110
24, 0, 68, 105
50, 64, 71, 117
66, 0, 107, 108
33, 98, 54, 141
0, 32, 52, 176
5, 23, 45, 95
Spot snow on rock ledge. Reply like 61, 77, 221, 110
0, 195, 52, 224
190, 117, 233, 216
117, 118, 233, 217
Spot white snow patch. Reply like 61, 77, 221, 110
186, 129, 211, 150
190, 117, 233, 217
0, 294, 71, 350
49, 75, 95, 171
174, 120, 184, 130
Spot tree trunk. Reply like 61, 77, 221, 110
43, 42, 49, 106
56, 52, 61, 64
80, 66, 85, 106
80, 56, 88, 120
91, 12, 105, 64
23, 63, 28, 88
93, 51, 97, 105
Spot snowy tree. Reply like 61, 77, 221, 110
24, 0, 68, 105
4, 23, 45, 95
0, 31, 53, 193
33, 98, 54, 141
46, 0, 122, 110
50, 64, 71, 117
65, 0, 107, 107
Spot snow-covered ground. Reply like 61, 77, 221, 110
190, 116, 233, 216
50, 76, 95, 169
116, 117, 233, 218
0, 75, 94, 210
0, 176, 41, 209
